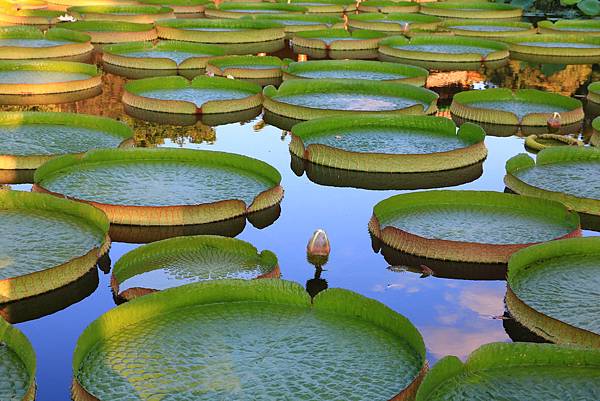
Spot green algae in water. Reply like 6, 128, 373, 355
0, 344, 29, 401
0, 209, 102, 280
292, 70, 406, 80
468, 101, 569, 120
518, 42, 600, 48
423, 366, 600, 401
302, 128, 469, 153
39, 160, 271, 206
123, 51, 209, 64
77, 302, 421, 401
514, 161, 600, 200
449, 25, 524, 32
139, 88, 251, 107
275, 93, 426, 111
0, 38, 72, 47
0, 71, 91, 84
0, 124, 123, 156
393, 44, 495, 55
510, 254, 599, 335
383, 205, 572, 245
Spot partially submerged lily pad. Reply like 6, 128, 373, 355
33, 147, 283, 226
206, 55, 286, 86
450, 88, 584, 126
442, 20, 535, 38
282, 59, 428, 85
415, 342, 600, 400
347, 12, 442, 33
538, 19, 600, 36
419, 2, 523, 19
67, 5, 175, 23
0, 111, 133, 172
0, 189, 110, 302
0, 317, 36, 401
378, 35, 509, 70
263, 79, 438, 120
368, 190, 580, 264
60, 21, 158, 44
504, 34, 600, 64
204, 2, 308, 18
289, 115, 486, 172
123, 75, 262, 115
504, 147, 600, 222
506, 237, 600, 348
111, 235, 280, 301
0, 60, 102, 105
524, 134, 583, 152
72, 279, 427, 401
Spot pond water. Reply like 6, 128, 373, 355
3, 49, 599, 401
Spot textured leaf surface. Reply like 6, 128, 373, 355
139, 88, 252, 107
275, 93, 427, 111
0, 71, 91, 84
514, 161, 600, 199
468, 101, 569, 119
0, 344, 30, 401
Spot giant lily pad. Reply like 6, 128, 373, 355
111, 235, 280, 301
524, 133, 583, 152
358, 1, 420, 14
442, 20, 535, 38
0, 317, 36, 401
538, 19, 600, 36
123, 75, 262, 115
0, 60, 102, 105
0, 190, 110, 302
289, 115, 486, 173
450, 88, 584, 126
275, 0, 357, 13
33, 148, 283, 226
347, 12, 442, 33
139, 0, 207, 18
68, 5, 175, 23
368, 190, 580, 264
592, 115, 600, 146
415, 342, 600, 400
587, 81, 600, 106
506, 237, 600, 348
60, 21, 158, 44
102, 40, 225, 79
0, 8, 64, 28
246, 13, 342, 36
206, 55, 286, 86
0, 26, 93, 62
0, 111, 133, 174
419, 2, 523, 19
504, 34, 600, 64
263, 79, 438, 120
204, 2, 308, 18
72, 279, 427, 401
378, 35, 509, 71
504, 147, 600, 224
291, 28, 386, 59
282, 60, 428, 85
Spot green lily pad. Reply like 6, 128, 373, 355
205, 55, 285, 86
0, 317, 36, 401
419, 2, 523, 19
358, 1, 420, 14
274, 0, 357, 13
504, 34, 600, 64
442, 20, 535, 37
73, 279, 426, 401
204, 2, 308, 18
67, 5, 174, 23
347, 12, 442, 32
59, 21, 158, 44
0, 26, 92, 61
538, 19, 600, 35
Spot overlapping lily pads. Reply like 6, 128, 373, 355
123, 75, 262, 115
347, 12, 442, 33
378, 35, 509, 70
504, 34, 600, 64
289, 115, 486, 173
441, 20, 535, 38
139, 0, 207, 17
276, 0, 356, 13
0, 111, 133, 181
111, 235, 280, 301
282, 59, 428, 85
0, 8, 63, 28
0, 26, 93, 62
33, 148, 284, 226
525, 134, 583, 152
358, 1, 420, 14
538, 19, 600, 36
67, 5, 175, 23
263, 79, 438, 120
419, 2, 523, 19
506, 238, 600, 348
102, 40, 225, 79
0, 317, 36, 401
206, 55, 286, 86
0, 190, 110, 302
247, 13, 342, 36
504, 147, 600, 226
61, 21, 158, 44
0, 60, 102, 105
156, 18, 286, 53
415, 342, 600, 400
72, 279, 427, 401
292, 28, 386, 59
204, 2, 307, 18
368, 190, 581, 264
450, 88, 584, 126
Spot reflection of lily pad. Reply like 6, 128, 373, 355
112, 235, 280, 301
442, 20, 535, 38
60, 20, 158, 44
290, 115, 486, 172
504, 147, 600, 220
504, 34, 600, 64
67, 5, 175, 23
450, 88, 583, 126
507, 237, 600, 347
419, 2, 523, 19
0, 26, 93, 61
33, 148, 283, 226
0, 111, 133, 172
0, 190, 109, 302
206, 55, 285, 86
73, 279, 427, 401
123, 75, 262, 115
415, 342, 600, 401
263, 79, 438, 120
368, 190, 580, 264
348, 12, 441, 32
0, 317, 36, 401
525, 134, 583, 152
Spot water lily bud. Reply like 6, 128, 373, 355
307, 229, 330, 266
547, 112, 561, 134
